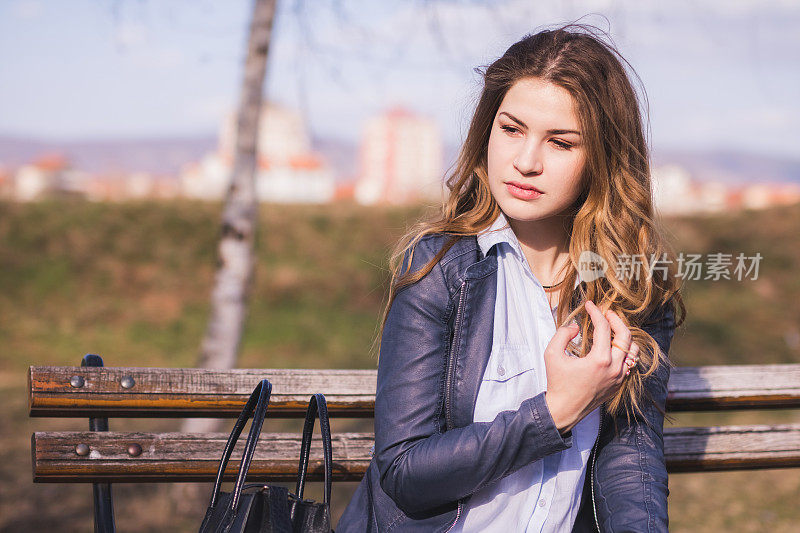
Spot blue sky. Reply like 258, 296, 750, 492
1, 0, 798, 159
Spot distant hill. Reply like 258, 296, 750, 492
652, 148, 800, 184
0, 134, 216, 175
0, 133, 359, 183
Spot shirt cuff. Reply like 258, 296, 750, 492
528, 391, 574, 449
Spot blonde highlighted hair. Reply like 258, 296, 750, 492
373, 24, 686, 425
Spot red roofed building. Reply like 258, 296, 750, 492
354, 106, 445, 205
13, 152, 86, 201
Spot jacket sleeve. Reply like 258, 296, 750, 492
592, 302, 677, 532
374, 237, 573, 517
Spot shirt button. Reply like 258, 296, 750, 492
497, 365, 505, 376
538, 498, 546, 507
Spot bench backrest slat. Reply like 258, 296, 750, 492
668, 364, 800, 410
29, 364, 800, 418
29, 367, 377, 417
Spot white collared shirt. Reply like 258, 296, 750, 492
451, 210, 600, 532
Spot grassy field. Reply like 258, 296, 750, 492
1, 199, 798, 531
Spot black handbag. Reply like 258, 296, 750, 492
199, 379, 334, 533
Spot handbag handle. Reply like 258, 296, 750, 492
206, 379, 273, 512
295, 393, 333, 506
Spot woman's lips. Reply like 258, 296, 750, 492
505, 182, 543, 200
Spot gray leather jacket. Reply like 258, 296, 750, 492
337, 233, 676, 532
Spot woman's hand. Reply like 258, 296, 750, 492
542, 300, 640, 434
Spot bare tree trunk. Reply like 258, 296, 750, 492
183, 0, 277, 434
173, 0, 277, 517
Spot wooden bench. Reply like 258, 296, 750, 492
30, 354, 800, 531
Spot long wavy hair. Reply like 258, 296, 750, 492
373, 24, 686, 425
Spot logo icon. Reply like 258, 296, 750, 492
578, 250, 607, 282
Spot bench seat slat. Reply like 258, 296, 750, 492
666, 423, 800, 472
28, 364, 800, 418
32, 424, 800, 482
32, 431, 374, 483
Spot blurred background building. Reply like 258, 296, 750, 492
354, 107, 445, 206
181, 102, 337, 203
652, 164, 800, 215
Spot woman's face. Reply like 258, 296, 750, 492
486, 77, 587, 223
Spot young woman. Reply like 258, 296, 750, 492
338, 24, 685, 532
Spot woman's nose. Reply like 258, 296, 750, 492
513, 144, 544, 175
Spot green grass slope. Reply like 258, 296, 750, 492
1, 200, 798, 531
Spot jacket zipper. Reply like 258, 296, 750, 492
444, 279, 467, 432
442, 279, 467, 532
590, 404, 604, 532
443, 501, 463, 533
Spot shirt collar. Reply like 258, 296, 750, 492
477, 210, 581, 290
477, 210, 522, 260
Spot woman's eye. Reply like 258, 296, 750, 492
551, 139, 572, 150
500, 125, 519, 135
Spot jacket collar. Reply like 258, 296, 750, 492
449, 239, 498, 428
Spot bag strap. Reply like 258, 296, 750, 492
294, 394, 333, 505
206, 379, 273, 511
228, 379, 274, 513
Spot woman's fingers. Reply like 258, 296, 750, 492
586, 301, 640, 382
626, 341, 640, 362
604, 308, 635, 379
549, 321, 581, 358
585, 301, 611, 362
605, 308, 631, 347
623, 342, 640, 377
605, 308, 632, 366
